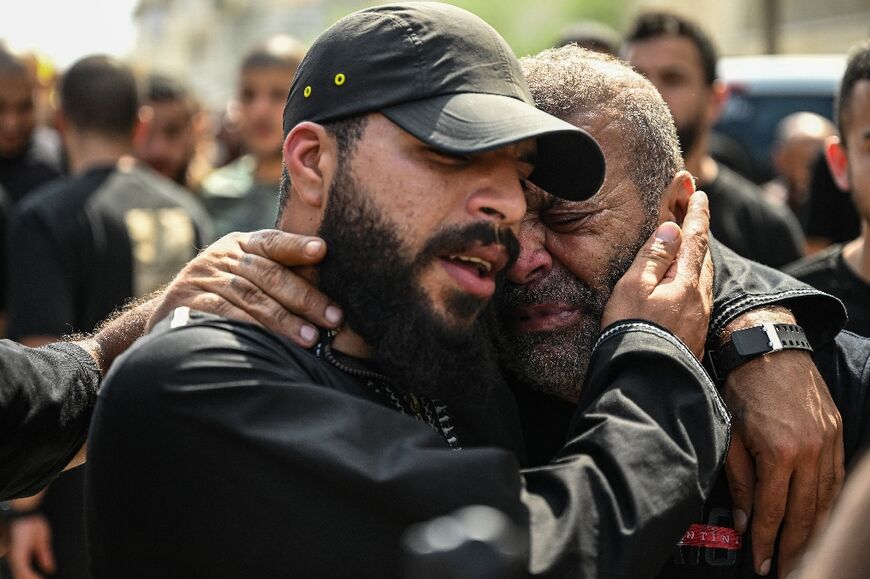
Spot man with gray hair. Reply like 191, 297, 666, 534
505, 45, 867, 579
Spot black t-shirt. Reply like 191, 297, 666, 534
703, 164, 805, 269
784, 245, 870, 336
518, 330, 870, 579
7, 162, 212, 339
0, 128, 64, 203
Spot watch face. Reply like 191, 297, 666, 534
731, 326, 773, 356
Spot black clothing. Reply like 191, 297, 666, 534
0, 340, 99, 500
709, 131, 755, 183
7, 163, 211, 340
518, 330, 870, 579
0, 128, 63, 204
709, 240, 845, 347
785, 245, 870, 336
704, 164, 805, 269
0, 184, 9, 313
87, 314, 730, 579
0, 130, 62, 314
0, 238, 842, 523
805, 153, 860, 243
6, 161, 210, 579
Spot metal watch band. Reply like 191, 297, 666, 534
706, 322, 812, 381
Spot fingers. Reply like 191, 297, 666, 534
227, 252, 342, 333
674, 191, 710, 279
239, 230, 327, 267
751, 457, 795, 576
633, 221, 683, 289
8, 517, 55, 579
33, 532, 56, 576
777, 460, 820, 577
724, 434, 755, 534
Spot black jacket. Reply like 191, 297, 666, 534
86, 313, 729, 578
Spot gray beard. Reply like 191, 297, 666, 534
496, 221, 655, 400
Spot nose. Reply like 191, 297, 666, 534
506, 217, 552, 284
465, 156, 528, 226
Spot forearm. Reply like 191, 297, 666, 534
709, 238, 845, 346
525, 321, 731, 577
74, 293, 160, 377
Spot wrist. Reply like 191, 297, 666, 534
706, 322, 812, 382
0, 502, 43, 523
714, 305, 796, 348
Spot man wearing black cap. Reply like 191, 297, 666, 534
85, 4, 727, 577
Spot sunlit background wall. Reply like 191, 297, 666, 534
3, 0, 869, 110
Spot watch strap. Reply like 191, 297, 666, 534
706, 322, 812, 381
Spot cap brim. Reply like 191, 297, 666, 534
381, 92, 605, 201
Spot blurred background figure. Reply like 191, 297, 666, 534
199, 35, 305, 237
555, 20, 620, 55
804, 152, 862, 253
0, 47, 63, 204
134, 73, 214, 193
785, 40, 870, 336
622, 11, 806, 268
763, 112, 836, 227
4, 54, 212, 579
0, 46, 64, 338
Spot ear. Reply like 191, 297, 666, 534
707, 79, 728, 124
658, 170, 696, 224
132, 105, 152, 148
825, 136, 850, 192
282, 121, 336, 210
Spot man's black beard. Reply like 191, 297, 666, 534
495, 220, 655, 400
316, 163, 518, 403
676, 116, 702, 159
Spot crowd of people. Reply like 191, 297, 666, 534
0, 2, 868, 578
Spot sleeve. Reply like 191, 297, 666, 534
708, 238, 847, 347
0, 340, 100, 500
6, 204, 76, 339
523, 320, 730, 578
86, 317, 729, 579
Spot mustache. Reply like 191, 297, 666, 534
416, 221, 520, 270
498, 266, 604, 313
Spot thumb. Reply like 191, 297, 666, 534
635, 221, 683, 290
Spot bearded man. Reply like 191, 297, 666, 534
84, 4, 728, 578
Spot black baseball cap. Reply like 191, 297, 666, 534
283, 2, 605, 201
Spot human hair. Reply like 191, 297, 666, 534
61, 55, 138, 137
0, 47, 29, 78
624, 11, 718, 86
836, 40, 870, 144
241, 35, 306, 74
276, 115, 368, 223
143, 73, 200, 115
521, 46, 684, 213
555, 21, 621, 55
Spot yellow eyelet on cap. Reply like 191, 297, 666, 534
303, 85, 312, 98
334, 73, 346, 86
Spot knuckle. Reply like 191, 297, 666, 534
296, 286, 320, 313
770, 441, 800, 464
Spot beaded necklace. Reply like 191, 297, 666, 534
314, 329, 461, 450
